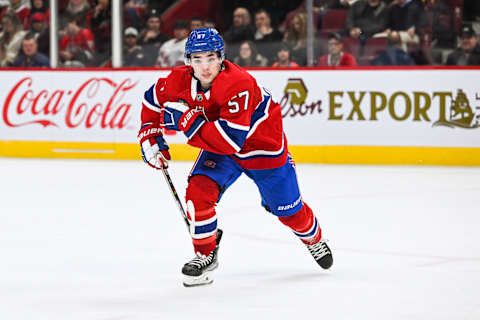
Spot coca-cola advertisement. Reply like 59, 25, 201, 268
0, 70, 181, 144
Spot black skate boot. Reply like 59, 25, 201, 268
182, 229, 223, 287
306, 238, 333, 269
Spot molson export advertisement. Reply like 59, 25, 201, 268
0, 69, 479, 165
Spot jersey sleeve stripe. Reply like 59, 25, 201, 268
153, 80, 165, 106
142, 98, 161, 113
144, 85, 162, 112
214, 121, 242, 152
216, 120, 248, 151
184, 117, 206, 139
247, 91, 271, 139
220, 119, 250, 131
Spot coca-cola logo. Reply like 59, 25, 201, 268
2, 77, 137, 129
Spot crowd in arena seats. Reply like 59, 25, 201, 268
1, 0, 480, 68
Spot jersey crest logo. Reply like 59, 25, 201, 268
196, 94, 204, 101
204, 160, 216, 168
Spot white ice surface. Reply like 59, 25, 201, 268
1, 158, 479, 320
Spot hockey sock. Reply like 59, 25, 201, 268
278, 202, 322, 245
185, 175, 220, 255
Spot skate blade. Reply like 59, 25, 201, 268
183, 270, 215, 287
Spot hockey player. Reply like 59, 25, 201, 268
138, 27, 333, 287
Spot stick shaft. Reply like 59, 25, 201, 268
161, 166, 190, 229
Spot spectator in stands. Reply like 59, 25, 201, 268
278, 0, 319, 34
138, 11, 169, 66
317, 32, 356, 66
430, 0, 456, 64
9, 0, 30, 29
60, 0, 90, 30
0, 1, 7, 22
446, 24, 480, 66
30, 0, 49, 22
0, 10, 28, 66
32, 0, 49, 56
90, 0, 111, 66
345, 0, 389, 43
283, 12, 309, 66
35, 14, 48, 55
372, 30, 414, 65
12, 31, 48, 66
387, 0, 428, 51
190, 15, 204, 30
253, 8, 282, 64
29, 11, 44, 37
123, 26, 146, 67
223, 7, 255, 59
59, 13, 95, 67
204, 19, 215, 28
272, 42, 299, 67
316, 0, 352, 29
123, 0, 145, 29
233, 40, 268, 67
155, 19, 189, 67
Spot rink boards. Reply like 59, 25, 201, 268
0, 68, 479, 165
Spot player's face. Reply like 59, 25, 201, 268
190, 51, 222, 87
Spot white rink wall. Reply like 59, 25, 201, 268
0, 68, 479, 165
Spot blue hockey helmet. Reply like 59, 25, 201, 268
184, 27, 225, 64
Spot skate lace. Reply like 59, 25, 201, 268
187, 251, 214, 269
307, 240, 330, 260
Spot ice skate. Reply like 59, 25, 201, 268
306, 238, 333, 269
182, 245, 219, 287
182, 229, 222, 287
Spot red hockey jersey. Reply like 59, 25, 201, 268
141, 60, 288, 170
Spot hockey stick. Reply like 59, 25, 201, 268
159, 164, 190, 229
159, 160, 223, 244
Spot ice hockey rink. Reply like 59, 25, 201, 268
1, 158, 479, 320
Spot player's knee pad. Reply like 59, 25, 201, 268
186, 174, 219, 214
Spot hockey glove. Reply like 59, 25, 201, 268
162, 102, 206, 139
161, 102, 190, 131
138, 122, 171, 169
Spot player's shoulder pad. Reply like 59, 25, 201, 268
156, 65, 191, 96
216, 61, 256, 97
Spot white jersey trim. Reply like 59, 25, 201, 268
142, 98, 161, 113
190, 77, 197, 101
235, 133, 284, 158
191, 229, 216, 239
194, 216, 217, 227
153, 82, 161, 107
191, 76, 211, 100
247, 87, 271, 139
214, 121, 241, 152
220, 118, 250, 131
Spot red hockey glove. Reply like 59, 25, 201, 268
138, 122, 171, 169
161, 102, 206, 139
178, 108, 206, 139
